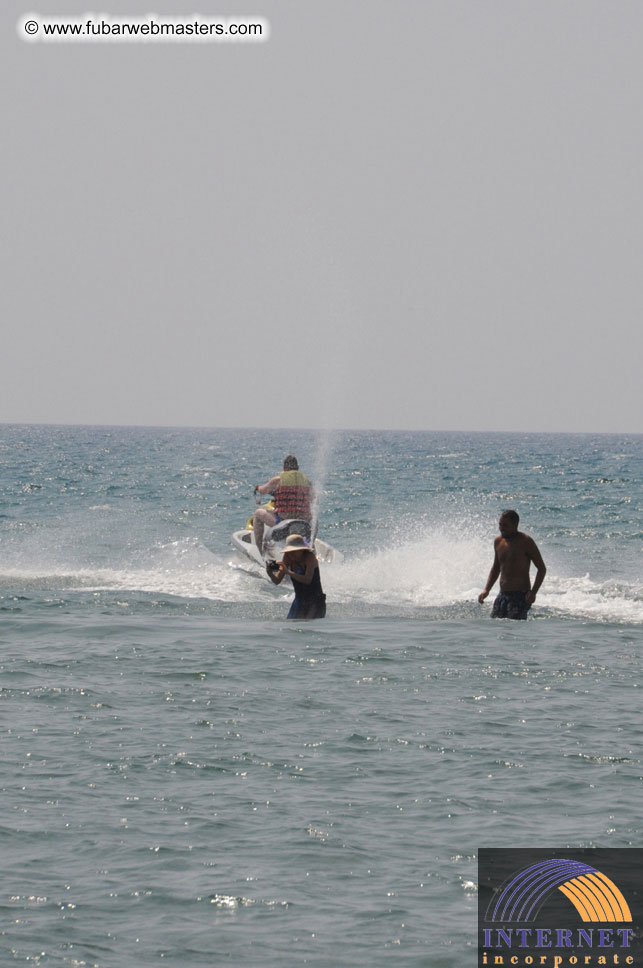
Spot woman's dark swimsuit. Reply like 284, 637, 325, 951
491, 590, 530, 620
288, 565, 326, 620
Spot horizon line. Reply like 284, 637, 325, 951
0, 420, 641, 436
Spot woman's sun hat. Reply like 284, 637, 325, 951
283, 534, 310, 553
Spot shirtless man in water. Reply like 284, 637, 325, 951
478, 510, 547, 619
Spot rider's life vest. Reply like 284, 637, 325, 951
274, 470, 312, 519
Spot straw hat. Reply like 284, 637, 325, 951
283, 534, 309, 553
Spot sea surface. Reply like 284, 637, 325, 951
1, 425, 641, 967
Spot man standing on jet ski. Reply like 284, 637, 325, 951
253, 455, 313, 558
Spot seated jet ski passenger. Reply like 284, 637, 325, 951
253, 455, 313, 557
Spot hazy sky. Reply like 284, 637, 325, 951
4, 1, 643, 432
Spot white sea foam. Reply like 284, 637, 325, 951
322, 530, 488, 607
538, 574, 643, 624
3, 531, 641, 623
321, 533, 643, 623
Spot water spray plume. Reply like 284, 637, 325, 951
311, 428, 336, 539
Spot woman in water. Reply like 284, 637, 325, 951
266, 534, 326, 619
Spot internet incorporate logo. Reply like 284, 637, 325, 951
478, 849, 641, 968
487, 858, 632, 924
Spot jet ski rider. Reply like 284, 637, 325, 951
253, 455, 313, 558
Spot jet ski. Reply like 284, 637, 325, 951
231, 501, 343, 569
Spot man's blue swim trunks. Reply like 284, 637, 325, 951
491, 590, 531, 620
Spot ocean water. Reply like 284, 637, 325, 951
1, 425, 641, 967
